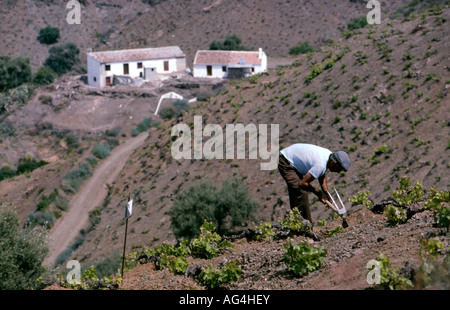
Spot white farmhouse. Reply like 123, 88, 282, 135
87, 46, 186, 87
193, 48, 267, 79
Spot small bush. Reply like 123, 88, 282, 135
63, 163, 92, 192
131, 117, 160, 136
289, 41, 315, 55
305, 64, 323, 84
385, 205, 408, 225
391, 177, 424, 207
169, 177, 258, 239
27, 211, 54, 228
367, 253, 413, 290
281, 208, 312, 233
92, 143, 110, 159
209, 34, 253, 51
349, 190, 373, 208
0, 56, 32, 92
189, 221, 234, 259
16, 155, 48, 174
283, 241, 327, 277
33, 66, 57, 85
347, 16, 368, 30
198, 261, 243, 289
158, 100, 189, 120
37, 26, 60, 45
0, 164, 16, 181
0, 208, 49, 289
44, 42, 80, 75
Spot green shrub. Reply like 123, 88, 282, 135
385, 205, 408, 225
391, 177, 424, 207
63, 163, 92, 192
424, 187, 450, 228
252, 221, 276, 241
37, 189, 59, 212
27, 211, 54, 228
44, 43, 80, 75
92, 143, 110, 159
367, 253, 413, 290
281, 208, 312, 233
347, 16, 368, 30
16, 155, 48, 174
33, 66, 57, 85
289, 41, 315, 55
0, 164, 16, 181
131, 117, 160, 136
305, 64, 323, 84
0, 56, 32, 92
283, 241, 327, 277
37, 26, 60, 45
158, 100, 189, 120
0, 207, 49, 289
349, 190, 373, 208
169, 177, 258, 239
209, 34, 253, 51
189, 221, 234, 259
198, 261, 243, 289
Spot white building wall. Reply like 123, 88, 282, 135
88, 56, 185, 87
193, 64, 227, 78
87, 55, 101, 87
193, 63, 265, 78
107, 58, 181, 79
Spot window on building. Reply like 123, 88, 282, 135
207, 65, 212, 76
93, 77, 97, 82
123, 63, 129, 75
137, 62, 143, 69
222, 66, 226, 72
105, 64, 111, 71
164, 61, 169, 71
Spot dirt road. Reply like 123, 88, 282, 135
44, 132, 149, 267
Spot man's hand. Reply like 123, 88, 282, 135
316, 190, 328, 204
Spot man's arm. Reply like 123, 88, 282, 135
318, 174, 332, 202
299, 172, 326, 203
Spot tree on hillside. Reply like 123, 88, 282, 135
33, 66, 57, 85
0, 56, 32, 92
37, 26, 60, 45
209, 34, 253, 51
289, 41, 315, 55
169, 177, 258, 239
0, 207, 49, 289
44, 42, 80, 75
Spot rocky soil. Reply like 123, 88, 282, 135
115, 205, 448, 290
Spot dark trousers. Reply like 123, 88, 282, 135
278, 154, 312, 222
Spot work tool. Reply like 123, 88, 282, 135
324, 189, 347, 215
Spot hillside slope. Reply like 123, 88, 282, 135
0, 0, 411, 70
64, 7, 449, 271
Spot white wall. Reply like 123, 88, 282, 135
193, 51, 268, 78
87, 55, 101, 87
193, 64, 227, 78
88, 56, 185, 87
107, 58, 181, 79
193, 63, 265, 78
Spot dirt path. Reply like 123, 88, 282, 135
44, 132, 149, 267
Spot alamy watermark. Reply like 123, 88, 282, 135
366, 259, 381, 285
66, 0, 81, 25
171, 115, 279, 170
66, 260, 81, 285
366, 0, 381, 25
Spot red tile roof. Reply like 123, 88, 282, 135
194, 50, 264, 66
88, 46, 185, 63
